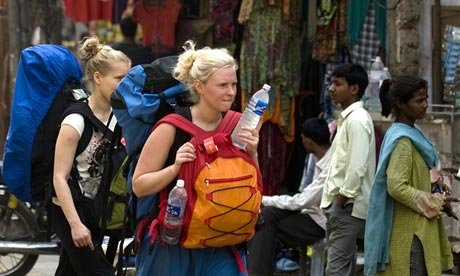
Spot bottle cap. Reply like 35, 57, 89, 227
176, 179, 185, 187
262, 84, 271, 91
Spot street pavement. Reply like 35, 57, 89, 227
25, 254, 456, 276
27, 255, 58, 276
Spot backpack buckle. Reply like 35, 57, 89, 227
203, 136, 218, 154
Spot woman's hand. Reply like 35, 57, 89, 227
442, 197, 459, 220
237, 126, 260, 158
174, 142, 196, 170
238, 119, 263, 161
430, 168, 452, 195
70, 222, 95, 250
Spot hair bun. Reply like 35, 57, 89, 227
79, 36, 102, 63
182, 40, 196, 51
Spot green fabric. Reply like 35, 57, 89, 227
374, 0, 387, 49
347, 0, 371, 44
99, 156, 129, 230
239, 4, 301, 133
380, 138, 452, 275
347, 0, 387, 49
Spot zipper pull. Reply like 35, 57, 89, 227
205, 162, 211, 169
205, 179, 209, 187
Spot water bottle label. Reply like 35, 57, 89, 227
253, 100, 268, 116
166, 204, 181, 217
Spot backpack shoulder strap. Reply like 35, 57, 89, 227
158, 113, 202, 137
157, 110, 241, 137
216, 110, 241, 134
62, 101, 114, 155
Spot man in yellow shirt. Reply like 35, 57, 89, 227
320, 63, 376, 276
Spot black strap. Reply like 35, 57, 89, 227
98, 123, 127, 250
62, 101, 114, 156
61, 101, 115, 205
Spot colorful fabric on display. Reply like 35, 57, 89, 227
63, 0, 113, 23
132, 0, 182, 53
258, 122, 289, 196
210, 0, 239, 45
348, 0, 386, 48
346, 0, 370, 45
239, 1, 303, 140
238, 0, 305, 195
321, 64, 340, 123
312, 0, 347, 64
350, 3, 380, 69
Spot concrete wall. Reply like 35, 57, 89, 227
388, 0, 460, 103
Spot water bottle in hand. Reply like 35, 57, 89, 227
161, 179, 187, 244
231, 84, 271, 150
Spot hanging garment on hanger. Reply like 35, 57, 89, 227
133, 0, 182, 55
350, 4, 380, 69
63, 0, 113, 23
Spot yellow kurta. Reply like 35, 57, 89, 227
378, 138, 452, 276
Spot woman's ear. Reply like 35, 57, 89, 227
93, 71, 102, 85
194, 79, 204, 95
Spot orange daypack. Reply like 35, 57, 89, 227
154, 111, 263, 248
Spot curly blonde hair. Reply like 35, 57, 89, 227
78, 36, 131, 91
173, 40, 238, 103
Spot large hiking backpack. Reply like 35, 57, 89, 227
149, 112, 263, 248
2, 44, 100, 202
110, 55, 187, 221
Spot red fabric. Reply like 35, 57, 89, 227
258, 122, 288, 196
132, 0, 182, 50
63, 0, 113, 22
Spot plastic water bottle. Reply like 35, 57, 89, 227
231, 84, 271, 150
365, 56, 385, 112
381, 67, 391, 85
161, 179, 187, 244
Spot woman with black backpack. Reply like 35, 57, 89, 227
50, 36, 131, 276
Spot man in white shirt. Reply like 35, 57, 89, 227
320, 63, 376, 276
247, 118, 332, 276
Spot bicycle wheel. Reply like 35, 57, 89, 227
0, 195, 39, 276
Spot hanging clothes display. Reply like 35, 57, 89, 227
63, 0, 113, 23
239, 0, 304, 140
347, 0, 386, 49
349, 2, 382, 69
210, 0, 240, 46
311, 0, 347, 64
132, 0, 182, 56
238, 0, 305, 194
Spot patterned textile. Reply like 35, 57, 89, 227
239, 1, 305, 194
312, 0, 347, 64
321, 64, 338, 122
210, 0, 239, 45
350, 3, 380, 70
258, 122, 289, 195
239, 2, 302, 139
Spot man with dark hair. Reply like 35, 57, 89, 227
320, 63, 375, 276
111, 16, 155, 67
247, 118, 332, 276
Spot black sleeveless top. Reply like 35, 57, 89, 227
163, 106, 192, 190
